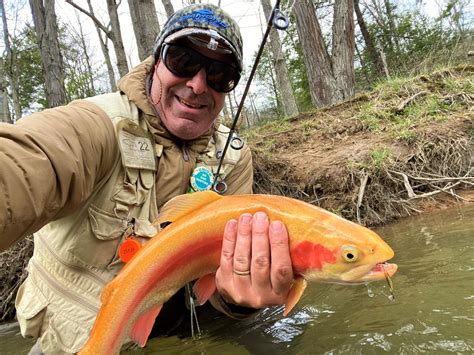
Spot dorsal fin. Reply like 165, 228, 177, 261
156, 191, 221, 225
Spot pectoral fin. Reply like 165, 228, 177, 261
283, 276, 307, 317
193, 274, 217, 305
130, 304, 163, 347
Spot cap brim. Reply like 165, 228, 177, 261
164, 28, 242, 70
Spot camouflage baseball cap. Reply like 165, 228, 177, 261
153, 4, 243, 71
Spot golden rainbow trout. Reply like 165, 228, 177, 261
79, 191, 397, 354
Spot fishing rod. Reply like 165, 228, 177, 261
212, 0, 289, 194
187, 3, 289, 336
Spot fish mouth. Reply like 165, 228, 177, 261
341, 261, 398, 283
365, 262, 397, 280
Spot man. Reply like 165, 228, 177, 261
0, 4, 293, 353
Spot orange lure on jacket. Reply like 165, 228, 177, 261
79, 191, 397, 354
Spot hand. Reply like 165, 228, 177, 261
215, 211, 294, 309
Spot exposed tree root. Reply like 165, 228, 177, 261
0, 236, 33, 320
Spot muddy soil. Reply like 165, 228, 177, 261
247, 65, 473, 226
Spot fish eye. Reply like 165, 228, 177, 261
341, 245, 359, 263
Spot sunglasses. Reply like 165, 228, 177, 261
160, 43, 240, 93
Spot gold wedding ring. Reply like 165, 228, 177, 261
233, 269, 251, 276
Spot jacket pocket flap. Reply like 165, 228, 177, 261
139, 169, 154, 189
88, 206, 128, 241
15, 280, 49, 320
49, 313, 90, 353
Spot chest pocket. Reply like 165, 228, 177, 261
68, 204, 128, 269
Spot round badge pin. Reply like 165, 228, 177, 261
190, 166, 214, 192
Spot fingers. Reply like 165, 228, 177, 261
250, 212, 271, 290
216, 212, 293, 309
219, 219, 238, 276
269, 221, 293, 296
233, 214, 253, 274
216, 219, 238, 302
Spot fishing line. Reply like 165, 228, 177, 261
185, 283, 201, 338
212, 0, 289, 194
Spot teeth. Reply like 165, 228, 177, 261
178, 97, 203, 109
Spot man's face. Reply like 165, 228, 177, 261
150, 41, 236, 141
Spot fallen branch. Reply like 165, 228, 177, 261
387, 169, 472, 201
395, 91, 429, 113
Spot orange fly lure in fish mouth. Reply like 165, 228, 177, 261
79, 191, 398, 355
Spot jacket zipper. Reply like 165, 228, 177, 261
181, 144, 193, 192
182, 144, 189, 162
37, 234, 109, 286
30, 258, 100, 313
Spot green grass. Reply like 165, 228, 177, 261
442, 77, 474, 94
396, 127, 418, 144
358, 102, 380, 130
370, 147, 392, 169
375, 76, 413, 94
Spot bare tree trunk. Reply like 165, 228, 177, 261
66, 0, 127, 84
354, 0, 387, 78
248, 92, 260, 125
0, 0, 21, 118
384, 0, 400, 53
0, 75, 12, 123
268, 63, 280, 111
377, 41, 390, 79
227, 94, 235, 119
293, 0, 337, 107
74, 10, 95, 94
221, 101, 229, 120
106, 0, 128, 77
366, 0, 393, 54
161, 0, 175, 18
332, 0, 355, 100
355, 40, 371, 83
260, 0, 298, 117
29, 0, 66, 107
86, 0, 116, 91
128, 0, 160, 61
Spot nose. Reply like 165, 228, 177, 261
186, 68, 208, 95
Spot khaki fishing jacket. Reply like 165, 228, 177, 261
0, 57, 253, 353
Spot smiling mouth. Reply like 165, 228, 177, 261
177, 96, 206, 109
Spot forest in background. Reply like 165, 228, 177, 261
0, 0, 472, 124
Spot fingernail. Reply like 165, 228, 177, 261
254, 211, 268, 222
227, 219, 237, 232
240, 214, 252, 225
270, 221, 284, 232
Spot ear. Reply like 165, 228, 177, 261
149, 64, 162, 106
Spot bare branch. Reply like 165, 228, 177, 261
395, 91, 429, 113
64, 0, 110, 36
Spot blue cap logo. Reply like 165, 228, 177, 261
178, 9, 228, 29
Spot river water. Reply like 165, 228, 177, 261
1, 205, 473, 354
